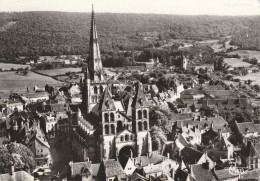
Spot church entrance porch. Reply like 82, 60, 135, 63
118, 146, 135, 166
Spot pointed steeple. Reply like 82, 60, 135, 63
84, 64, 90, 80
88, 5, 104, 81
132, 82, 148, 108
98, 87, 116, 111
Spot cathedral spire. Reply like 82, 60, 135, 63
88, 5, 104, 81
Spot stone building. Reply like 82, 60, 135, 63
71, 6, 152, 163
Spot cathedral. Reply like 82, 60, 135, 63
71, 6, 152, 163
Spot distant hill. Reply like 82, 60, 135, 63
0, 11, 260, 58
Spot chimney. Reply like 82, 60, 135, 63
11, 166, 15, 175
149, 175, 152, 181
202, 161, 210, 171
69, 160, 73, 175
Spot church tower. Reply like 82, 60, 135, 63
98, 87, 117, 160
132, 82, 151, 156
88, 5, 104, 81
82, 5, 107, 114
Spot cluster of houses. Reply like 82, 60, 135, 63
1, 5, 260, 181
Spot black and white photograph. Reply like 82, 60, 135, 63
0, 0, 260, 180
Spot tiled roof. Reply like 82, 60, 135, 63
170, 113, 193, 122
134, 153, 165, 167
101, 159, 124, 177
0, 171, 34, 181
214, 169, 238, 180
70, 162, 92, 177
201, 128, 218, 145
203, 98, 250, 110
132, 82, 149, 108
236, 122, 257, 135
176, 116, 229, 133
98, 87, 116, 111
143, 164, 162, 175
204, 90, 236, 99
174, 168, 188, 181
90, 163, 100, 177
6, 99, 23, 106
239, 169, 260, 180
128, 172, 148, 181
181, 87, 204, 95
44, 104, 65, 112
180, 147, 203, 164
24, 92, 49, 98
190, 164, 215, 181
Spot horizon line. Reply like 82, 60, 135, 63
1, 10, 260, 17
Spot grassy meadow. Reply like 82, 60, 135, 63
0, 71, 60, 98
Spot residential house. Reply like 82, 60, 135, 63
21, 92, 49, 103
235, 121, 258, 139
247, 142, 260, 169
119, 155, 137, 175
68, 160, 94, 181
213, 169, 239, 181
181, 125, 202, 145
180, 88, 205, 100
68, 84, 81, 95
0, 99, 24, 112
180, 147, 215, 169
96, 159, 125, 181
26, 124, 51, 166
190, 163, 216, 181
0, 166, 34, 181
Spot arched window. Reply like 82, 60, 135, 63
105, 125, 109, 134
110, 113, 115, 122
121, 135, 124, 142
111, 124, 115, 134
117, 121, 123, 133
125, 134, 129, 141
94, 86, 98, 94
100, 86, 103, 94
144, 121, 148, 130
104, 113, 109, 122
143, 110, 147, 118
138, 110, 142, 119
131, 135, 134, 140
138, 122, 142, 131
92, 96, 94, 103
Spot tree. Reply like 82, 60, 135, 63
150, 126, 167, 151
23, 70, 28, 76
0, 143, 36, 174
149, 107, 172, 134
253, 84, 260, 92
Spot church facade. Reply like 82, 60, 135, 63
71, 6, 152, 163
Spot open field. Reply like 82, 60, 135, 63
0, 63, 30, 71
235, 72, 260, 85
0, 71, 60, 98
228, 50, 260, 60
35, 68, 82, 76
224, 58, 251, 67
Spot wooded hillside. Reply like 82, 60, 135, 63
0, 12, 260, 58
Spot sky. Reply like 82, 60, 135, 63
0, 0, 260, 16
